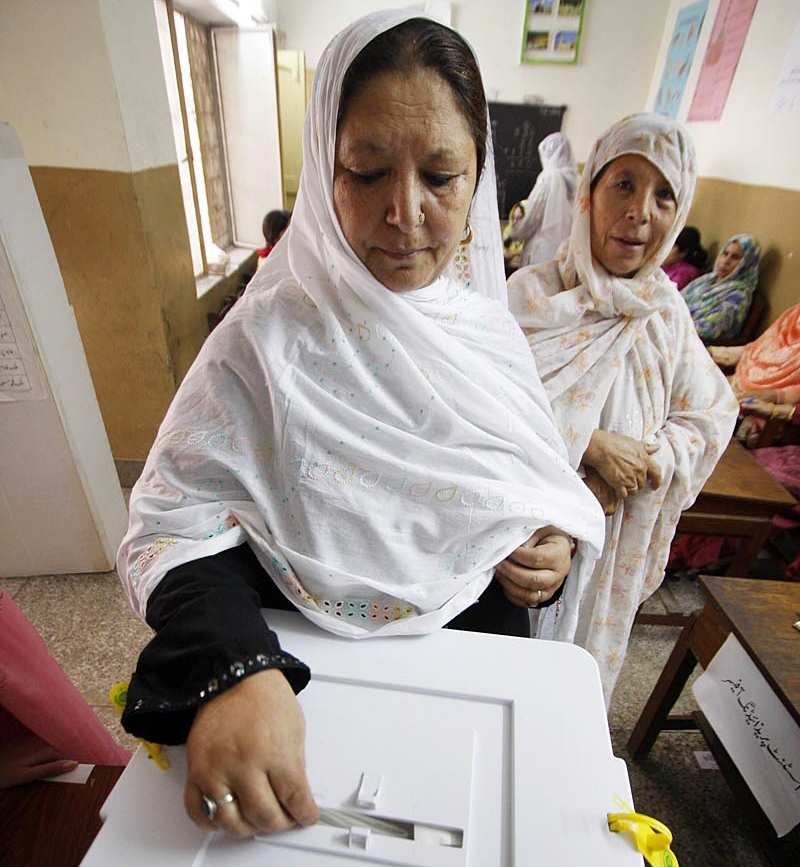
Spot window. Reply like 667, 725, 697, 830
153, 0, 283, 285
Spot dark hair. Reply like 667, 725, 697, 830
337, 19, 487, 179
262, 209, 291, 245
674, 225, 707, 268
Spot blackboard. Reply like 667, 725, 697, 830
488, 102, 566, 219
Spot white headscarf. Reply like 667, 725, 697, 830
118, 9, 604, 639
513, 131, 578, 267
512, 113, 697, 330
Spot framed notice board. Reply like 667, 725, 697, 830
488, 102, 566, 219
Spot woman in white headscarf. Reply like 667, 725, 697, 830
506, 131, 578, 267
508, 113, 738, 705
117, 10, 604, 838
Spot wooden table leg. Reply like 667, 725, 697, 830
724, 522, 772, 576
628, 610, 702, 759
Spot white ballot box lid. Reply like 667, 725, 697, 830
82, 609, 641, 866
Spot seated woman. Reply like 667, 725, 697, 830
670, 302, 800, 577
711, 300, 800, 444
680, 232, 761, 342
507, 113, 738, 704
0, 589, 129, 787
661, 224, 707, 290
117, 11, 605, 838
504, 131, 577, 268
502, 200, 526, 269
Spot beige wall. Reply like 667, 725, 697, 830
688, 179, 799, 327
28, 164, 237, 458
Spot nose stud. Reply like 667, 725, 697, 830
418, 212, 425, 225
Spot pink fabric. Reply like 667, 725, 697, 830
662, 260, 700, 291
0, 589, 129, 765
669, 445, 800, 574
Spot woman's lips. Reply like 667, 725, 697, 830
612, 235, 645, 249
379, 248, 422, 260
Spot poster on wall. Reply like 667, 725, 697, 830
654, 1, 709, 118
521, 0, 585, 65
687, 0, 758, 122
770, 19, 800, 113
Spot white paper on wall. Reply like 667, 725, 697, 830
770, 19, 800, 114
0, 233, 46, 401
692, 632, 800, 836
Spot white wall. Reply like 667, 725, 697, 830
0, 0, 175, 172
274, 0, 672, 163
647, 0, 800, 191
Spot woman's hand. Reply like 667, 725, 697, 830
0, 732, 78, 789
185, 668, 318, 838
583, 429, 662, 498
494, 525, 572, 608
708, 345, 745, 369
583, 465, 617, 515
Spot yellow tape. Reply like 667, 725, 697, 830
109, 681, 170, 771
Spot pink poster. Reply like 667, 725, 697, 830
687, 0, 758, 121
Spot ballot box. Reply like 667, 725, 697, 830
81, 609, 641, 866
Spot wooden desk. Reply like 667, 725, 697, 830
628, 576, 800, 860
636, 440, 795, 626
0, 765, 123, 867
676, 439, 795, 577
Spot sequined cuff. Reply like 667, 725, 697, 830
122, 648, 310, 745
121, 544, 311, 745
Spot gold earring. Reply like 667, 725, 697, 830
460, 221, 473, 246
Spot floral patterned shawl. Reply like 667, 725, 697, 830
507, 113, 738, 700
681, 233, 761, 342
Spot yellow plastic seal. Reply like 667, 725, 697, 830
607, 810, 679, 867
109, 681, 171, 771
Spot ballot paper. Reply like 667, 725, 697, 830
693, 633, 800, 836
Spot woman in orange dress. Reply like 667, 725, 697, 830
670, 302, 800, 577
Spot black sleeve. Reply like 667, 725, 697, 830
121, 544, 310, 745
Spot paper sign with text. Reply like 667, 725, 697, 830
693, 632, 800, 836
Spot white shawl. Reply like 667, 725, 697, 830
508, 114, 738, 698
118, 9, 605, 639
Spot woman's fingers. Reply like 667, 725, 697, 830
494, 561, 553, 607
0, 732, 79, 788
270, 766, 320, 827
495, 531, 572, 607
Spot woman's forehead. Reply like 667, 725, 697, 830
599, 153, 671, 188
335, 69, 475, 158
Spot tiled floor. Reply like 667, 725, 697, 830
3, 563, 799, 865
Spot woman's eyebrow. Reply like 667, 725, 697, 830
342, 140, 464, 162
